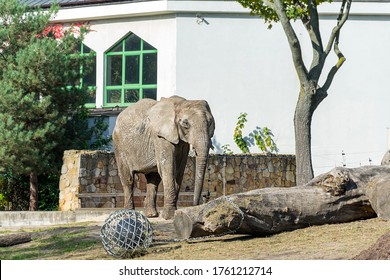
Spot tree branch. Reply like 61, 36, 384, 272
272, 0, 309, 84
305, 0, 325, 82
324, 0, 352, 56
322, 0, 351, 92
0, 52, 7, 62
321, 56, 345, 92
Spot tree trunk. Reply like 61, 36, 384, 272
174, 166, 389, 239
29, 171, 38, 211
294, 87, 315, 185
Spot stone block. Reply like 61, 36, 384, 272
79, 168, 87, 177
61, 165, 68, 174
87, 184, 97, 193
109, 169, 118, 176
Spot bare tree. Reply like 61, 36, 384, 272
237, 0, 352, 184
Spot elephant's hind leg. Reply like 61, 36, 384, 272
116, 155, 135, 209
144, 172, 161, 217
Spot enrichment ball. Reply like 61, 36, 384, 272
101, 209, 153, 258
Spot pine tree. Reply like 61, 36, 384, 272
0, 0, 92, 210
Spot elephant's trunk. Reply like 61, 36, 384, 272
193, 139, 210, 206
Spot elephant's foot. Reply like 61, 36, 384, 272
145, 207, 159, 218
160, 207, 177, 220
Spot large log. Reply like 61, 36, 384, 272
0, 232, 32, 247
174, 166, 390, 239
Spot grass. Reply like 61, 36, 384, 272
0, 218, 389, 260
0, 225, 104, 260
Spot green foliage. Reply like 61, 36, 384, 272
233, 112, 278, 154
0, 0, 90, 176
0, 193, 7, 210
0, 171, 60, 210
37, 173, 60, 211
237, 0, 331, 28
250, 127, 279, 153
0, 0, 103, 209
90, 117, 113, 150
233, 113, 250, 153
221, 144, 234, 155
0, 172, 29, 210
237, 0, 279, 28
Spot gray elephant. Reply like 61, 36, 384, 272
113, 95, 215, 219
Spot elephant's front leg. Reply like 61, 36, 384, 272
144, 172, 161, 218
155, 140, 179, 219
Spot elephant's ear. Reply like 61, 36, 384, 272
148, 99, 179, 144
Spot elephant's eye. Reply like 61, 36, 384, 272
181, 119, 190, 129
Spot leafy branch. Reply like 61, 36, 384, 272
233, 112, 278, 154
233, 112, 250, 153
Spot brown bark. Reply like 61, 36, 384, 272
294, 90, 314, 185
0, 233, 32, 247
174, 166, 390, 239
29, 171, 38, 211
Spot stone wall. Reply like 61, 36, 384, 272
59, 150, 296, 210
59, 150, 123, 211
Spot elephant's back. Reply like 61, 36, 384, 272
118, 99, 157, 120
113, 98, 157, 145
115, 99, 156, 130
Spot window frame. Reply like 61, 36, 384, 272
104, 33, 157, 107
80, 43, 97, 108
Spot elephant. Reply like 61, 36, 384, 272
112, 95, 215, 219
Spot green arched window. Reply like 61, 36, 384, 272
105, 33, 157, 107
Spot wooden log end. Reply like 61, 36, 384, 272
173, 211, 193, 240
0, 232, 32, 247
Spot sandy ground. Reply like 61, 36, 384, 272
1, 217, 390, 260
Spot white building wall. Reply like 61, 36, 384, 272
53, 1, 390, 175
175, 6, 390, 175
175, 13, 297, 153
310, 14, 390, 174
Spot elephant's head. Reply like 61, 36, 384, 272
148, 96, 215, 205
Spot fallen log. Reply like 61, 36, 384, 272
0, 232, 32, 247
174, 166, 390, 239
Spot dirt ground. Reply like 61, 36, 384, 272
1, 217, 390, 260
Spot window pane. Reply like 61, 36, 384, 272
107, 55, 122, 86
86, 88, 96, 104
110, 41, 122, 52
143, 41, 155, 51
124, 89, 139, 103
72, 42, 81, 53
83, 58, 96, 87
83, 44, 92, 54
143, 88, 157, 100
142, 53, 157, 84
125, 55, 140, 84
107, 89, 122, 103
74, 77, 81, 87
125, 34, 141, 51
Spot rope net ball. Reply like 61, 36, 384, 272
101, 209, 153, 258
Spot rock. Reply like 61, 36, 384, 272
365, 175, 390, 220
381, 150, 390, 165
353, 230, 390, 260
